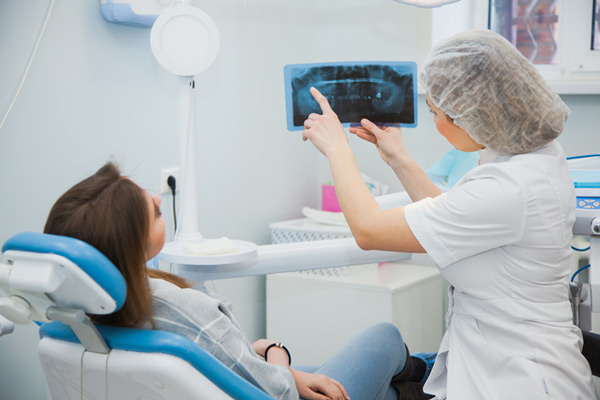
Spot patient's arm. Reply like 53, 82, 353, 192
252, 339, 349, 400
252, 339, 290, 366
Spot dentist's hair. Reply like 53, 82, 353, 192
44, 162, 190, 328
420, 30, 570, 155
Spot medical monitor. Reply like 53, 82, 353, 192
284, 61, 417, 131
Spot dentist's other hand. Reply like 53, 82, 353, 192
302, 87, 350, 157
349, 119, 408, 167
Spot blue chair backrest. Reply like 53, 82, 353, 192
2, 232, 274, 400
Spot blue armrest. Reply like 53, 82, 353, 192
40, 321, 274, 400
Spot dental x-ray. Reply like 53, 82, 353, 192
284, 61, 417, 131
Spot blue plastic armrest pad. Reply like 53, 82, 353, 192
40, 321, 274, 400
2, 232, 126, 310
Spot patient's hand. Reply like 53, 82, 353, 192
290, 369, 349, 400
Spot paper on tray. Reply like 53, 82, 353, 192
183, 237, 239, 256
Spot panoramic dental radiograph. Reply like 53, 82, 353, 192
284, 61, 417, 131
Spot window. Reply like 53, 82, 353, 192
431, 0, 600, 94
489, 0, 559, 65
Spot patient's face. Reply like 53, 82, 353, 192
145, 192, 166, 261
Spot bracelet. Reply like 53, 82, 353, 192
264, 342, 291, 366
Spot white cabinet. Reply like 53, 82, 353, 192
266, 262, 444, 366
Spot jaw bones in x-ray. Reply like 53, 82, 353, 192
286, 62, 416, 130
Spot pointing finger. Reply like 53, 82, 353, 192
310, 87, 333, 114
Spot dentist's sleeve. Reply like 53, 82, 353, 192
404, 167, 526, 269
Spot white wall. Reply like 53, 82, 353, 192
0, 1, 599, 398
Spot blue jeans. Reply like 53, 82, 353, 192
293, 322, 407, 400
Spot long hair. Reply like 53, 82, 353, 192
44, 162, 190, 328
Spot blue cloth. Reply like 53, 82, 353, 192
425, 149, 479, 189
293, 322, 407, 400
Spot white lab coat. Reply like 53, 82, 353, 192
405, 141, 598, 400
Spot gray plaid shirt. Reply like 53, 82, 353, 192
147, 278, 298, 400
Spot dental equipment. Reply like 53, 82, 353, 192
150, 2, 220, 242
570, 158, 600, 328
149, 4, 411, 275
569, 156, 600, 376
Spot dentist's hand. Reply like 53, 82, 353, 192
349, 119, 408, 167
302, 87, 350, 157
290, 369, 350, 400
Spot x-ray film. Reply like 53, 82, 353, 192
284, 61, 417, 131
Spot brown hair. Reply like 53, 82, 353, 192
44, 162, 191, 328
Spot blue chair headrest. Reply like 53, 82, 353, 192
2, 232, 127, 311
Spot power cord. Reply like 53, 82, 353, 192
1, 0, 55, 132
167, 175, 177, 232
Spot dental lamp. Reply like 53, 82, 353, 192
151, 2, 263, 265
393, 0, 460, 8
150, 1, 219, 242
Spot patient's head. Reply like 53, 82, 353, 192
44, 162, 172, 327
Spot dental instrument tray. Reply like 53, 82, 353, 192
158, 239, 258, 265
284, 61, 418, 131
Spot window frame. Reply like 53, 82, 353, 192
431, 0, 600, 94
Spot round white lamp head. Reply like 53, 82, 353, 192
150, 5, 220, 76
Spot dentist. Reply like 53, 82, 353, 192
302, 30, 597, 399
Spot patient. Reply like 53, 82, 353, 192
44, 162, 434, 400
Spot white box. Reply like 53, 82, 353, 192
266, 262, 443, 366
270, 218, 352, 244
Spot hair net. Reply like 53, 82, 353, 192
419, 30, 570, 155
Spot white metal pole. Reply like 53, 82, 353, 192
176, 75, 202, 241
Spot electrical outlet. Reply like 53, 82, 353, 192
159, 167, 179, 194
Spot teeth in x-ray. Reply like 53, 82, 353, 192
290, 63, 414, 126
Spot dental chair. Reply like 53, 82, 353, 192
0, 232, 275, 400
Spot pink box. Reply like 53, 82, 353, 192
321, 184, 341, 212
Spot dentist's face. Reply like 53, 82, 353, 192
426, 94, 484, 152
